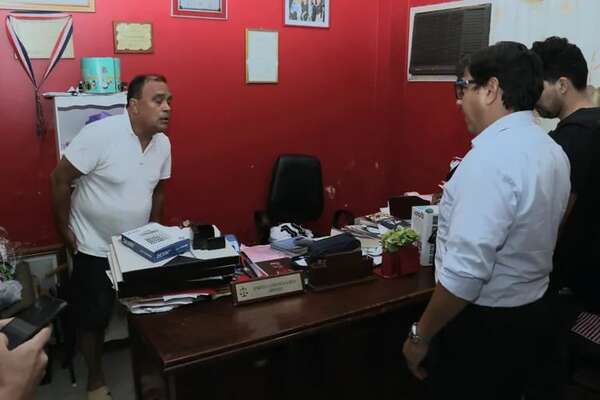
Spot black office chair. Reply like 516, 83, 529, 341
255, 154, 325, 244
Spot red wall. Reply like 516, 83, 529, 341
0, 0, 473, 248
0, 0, 391, 246
385, 0, 472, 195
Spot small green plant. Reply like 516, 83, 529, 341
381, 228, 419, 253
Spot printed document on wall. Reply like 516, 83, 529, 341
10, 17, 74, 59
246, 29, 278, 83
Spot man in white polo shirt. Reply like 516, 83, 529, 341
50, 74, 172, 400
402, 43, 571, 399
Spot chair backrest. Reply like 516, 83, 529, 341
267, 154, 324, 224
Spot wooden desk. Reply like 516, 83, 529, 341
128, 268, 435, 400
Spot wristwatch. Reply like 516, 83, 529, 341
408, 322, 428, 344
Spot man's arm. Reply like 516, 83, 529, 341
50, 158, 83, 253
558, 193, 577, 235
417, 283, 469, 339
402, 284, 468, 379
554, 126, 592, 234
149, 179, 167, 223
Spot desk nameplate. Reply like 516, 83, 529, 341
231, 272, 304, 305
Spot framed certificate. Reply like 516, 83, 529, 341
246, 29, 279, 84
113, 22, 153, 54
171, 0, 227, 20
0, 0, 95, 12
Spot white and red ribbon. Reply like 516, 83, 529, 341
5, 11, 73, 136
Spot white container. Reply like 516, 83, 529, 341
411, 205, 439, 266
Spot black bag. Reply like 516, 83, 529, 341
305, 233, 361, 261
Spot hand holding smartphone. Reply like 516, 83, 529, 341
0, 295, 66, 350
0, 321, 52, 400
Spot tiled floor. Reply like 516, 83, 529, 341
37, 344, 134, 400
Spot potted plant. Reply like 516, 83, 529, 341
375, 227, 420, 278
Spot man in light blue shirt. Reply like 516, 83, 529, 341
402, 42, 570, 400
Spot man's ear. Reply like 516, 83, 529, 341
558, 77, 570, 94
484, 77, 500, 106
129, 98, 139, 114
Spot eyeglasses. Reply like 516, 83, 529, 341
454, 78, 477, 100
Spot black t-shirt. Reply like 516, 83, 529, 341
550, 107, 600, 310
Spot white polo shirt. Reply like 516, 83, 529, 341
64, 113, 171, 257
435, 111, 570, 307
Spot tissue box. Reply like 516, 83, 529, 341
411, 205, 439, 266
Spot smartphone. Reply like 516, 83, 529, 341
1, 295, 67, 350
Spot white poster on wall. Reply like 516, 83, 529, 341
490, 0, 600, 86
490, 0, 600, 130
10, 17, 74, 59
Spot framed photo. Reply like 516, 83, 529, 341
246, 29, 278, 84
285, 0, 329, 28
19, 245, 68, 293
171, 0, 227, 20
113, 21, 153, 54
0, 0, 95, 12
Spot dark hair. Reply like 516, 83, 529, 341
457, 41, 543, 111
127, 74, 168, 106
531, 36, 588, 90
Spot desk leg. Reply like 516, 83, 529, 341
129, 320, 144, 400
167, 374, 178, 400
129, 317, 170, 400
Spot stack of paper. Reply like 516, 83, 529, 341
108, 225, 240, 298
240, 244, 288, 277
341, 224, 381, 239
120, 287, 231, 314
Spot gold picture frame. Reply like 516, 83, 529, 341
113, 21, 153, 54
0, 0, 95, 12
245, 29, 279, 84
18, 244, 68, 294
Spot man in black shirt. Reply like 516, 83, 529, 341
532, 37, 600, 311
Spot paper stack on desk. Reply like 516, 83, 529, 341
120, 287, 231, 314
234, 244, 303, 305
107, 225, 239, 298
239, 244, 291, 278
341, 224, 381, 239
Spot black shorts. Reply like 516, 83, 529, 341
69, 252, 115, 331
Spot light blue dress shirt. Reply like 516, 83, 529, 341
435, 111, 571, 307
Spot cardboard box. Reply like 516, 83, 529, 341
411, 205, 439, 266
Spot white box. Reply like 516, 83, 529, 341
411, 205, 439, 266
121, 223, 190, 263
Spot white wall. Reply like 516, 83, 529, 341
490, 0, 600, 130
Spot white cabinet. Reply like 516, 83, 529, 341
50, 92, 127, 160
